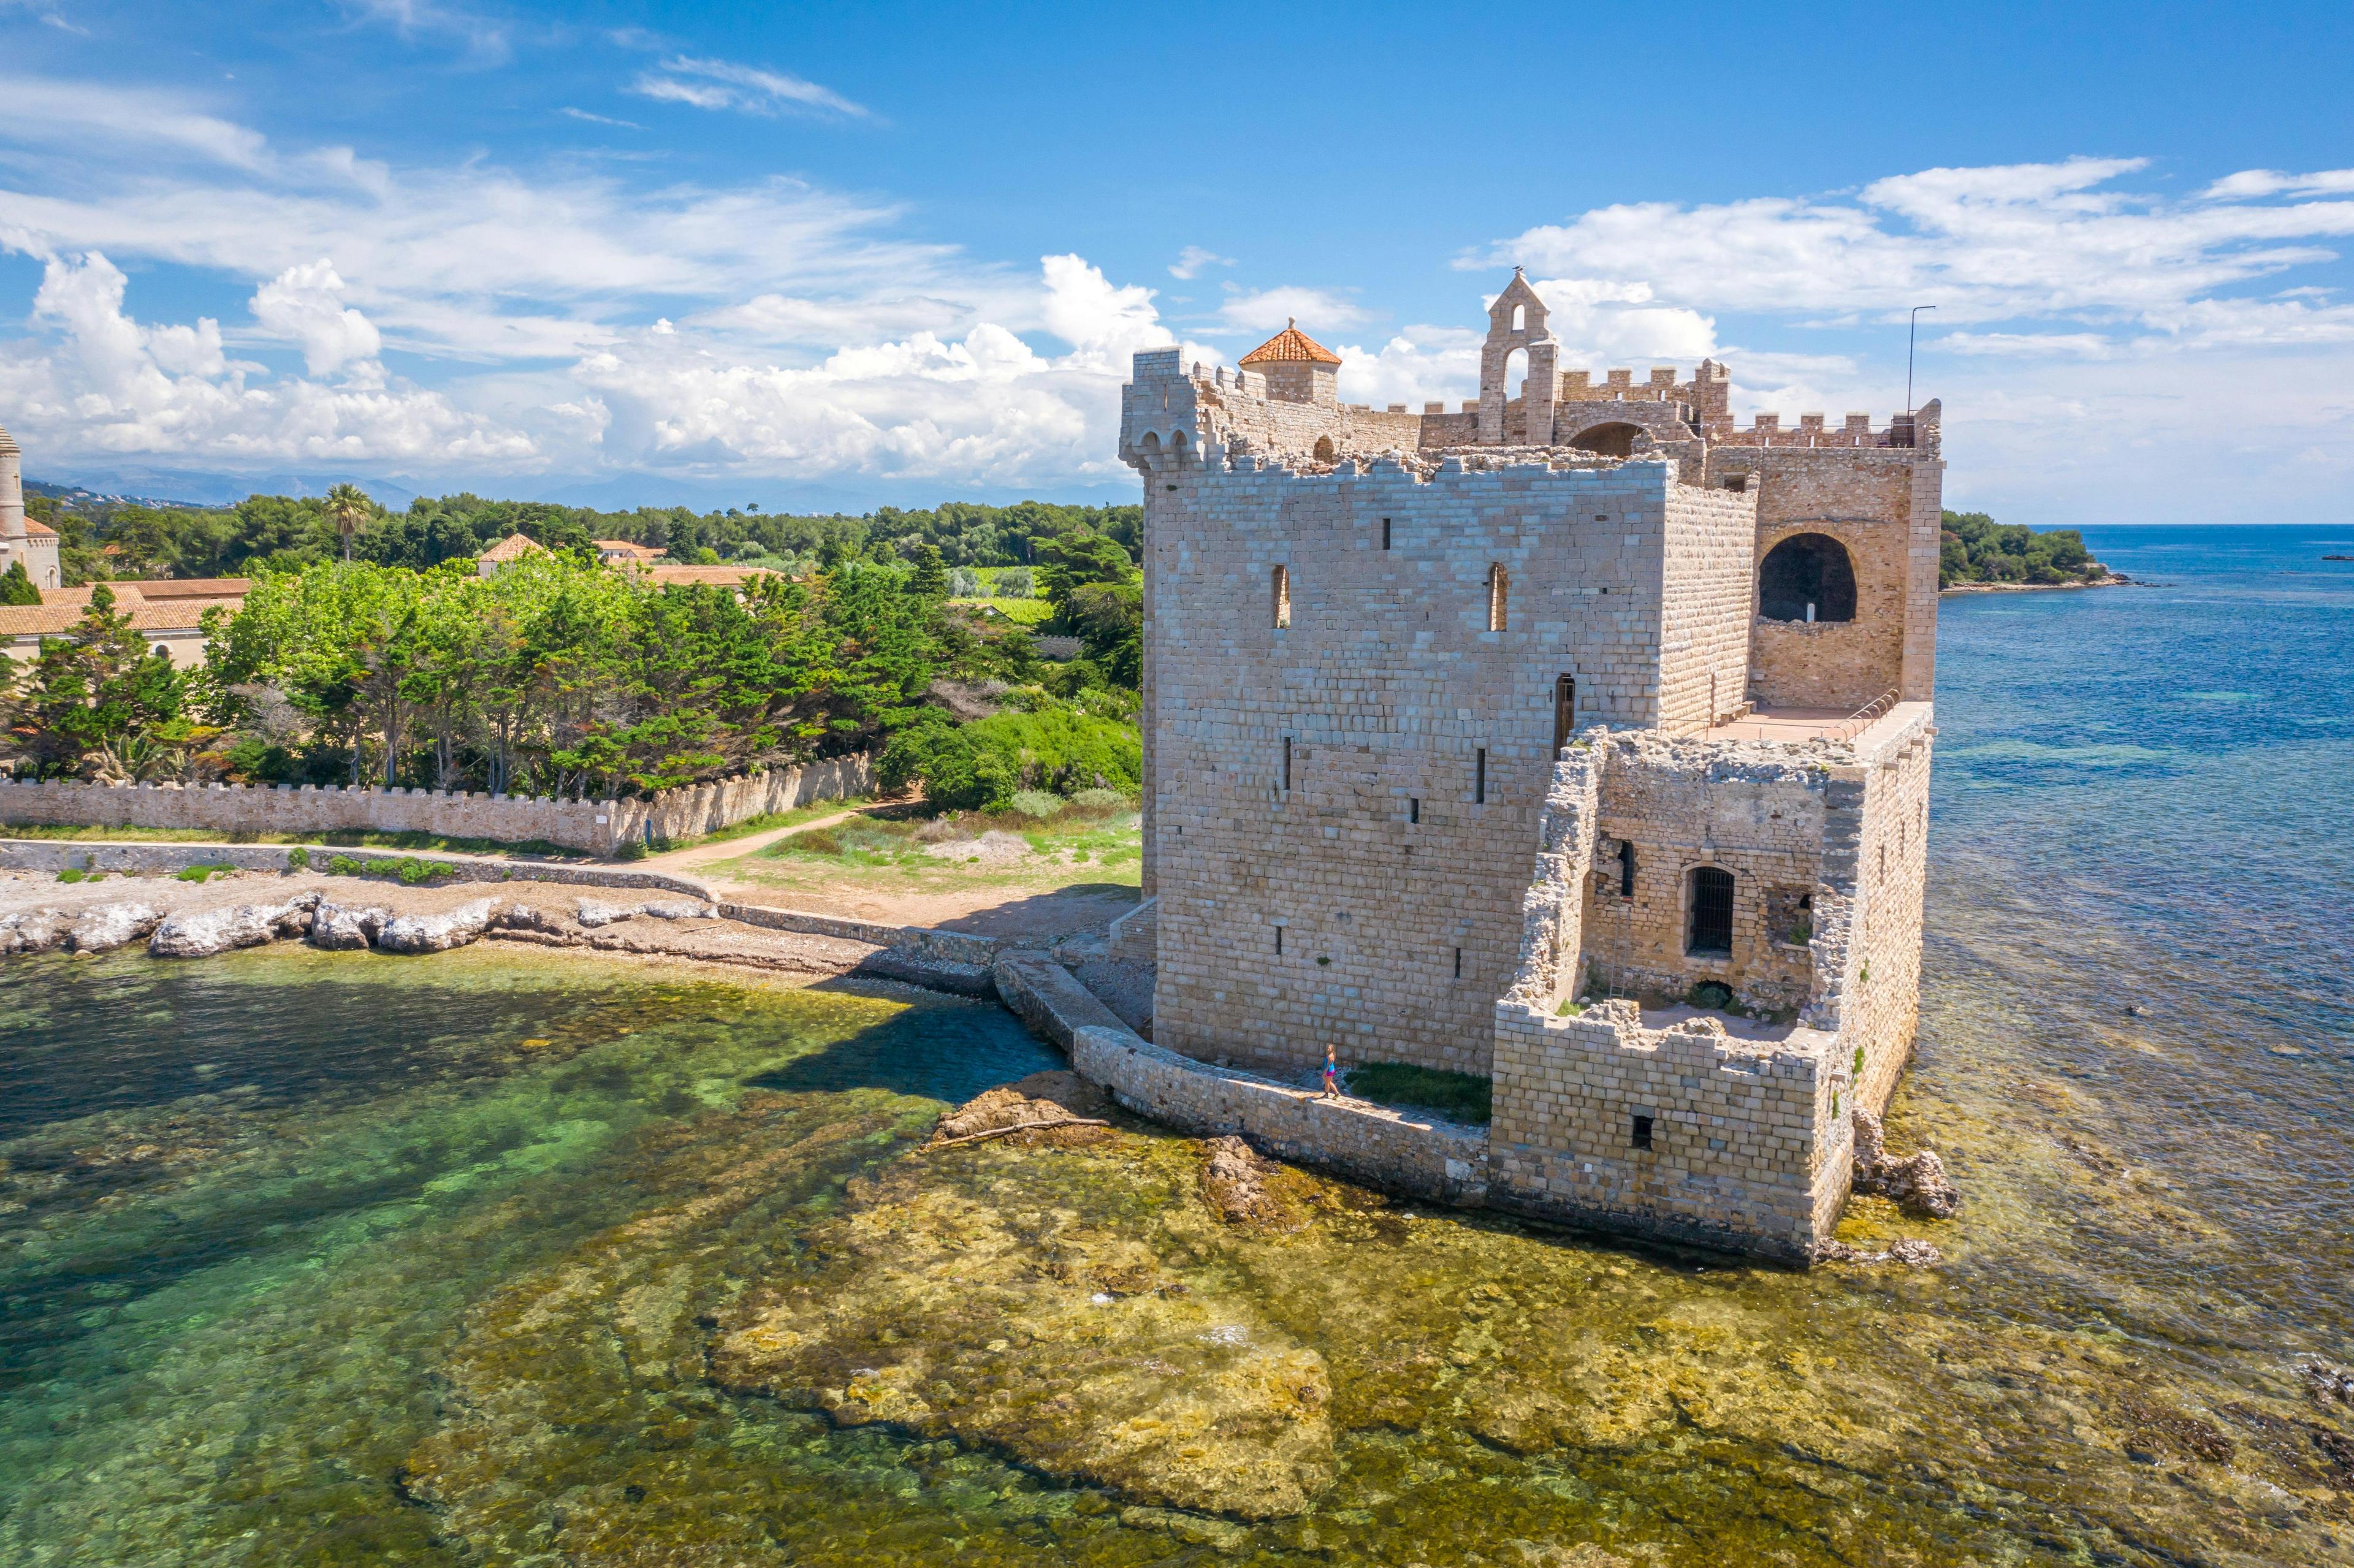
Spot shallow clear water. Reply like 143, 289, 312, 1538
1, 525, 2349, 1566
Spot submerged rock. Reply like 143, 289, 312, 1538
376, 899, 508, 955
66, 903, 164, 954
308, 901, 392, 951
1851, 1108, 1960, 1219
1819, 1236, 1942, 1268
924, 1070, 1112, 1150
149, 893, 319, 958
0, 907, 73, 955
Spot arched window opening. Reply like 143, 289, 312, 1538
1487, 563, 1509, 631
1567, 422, 1640, 458
1618, 840, 1636, 899
1512, 303, 1525, 332
1272, 565, 1291, 629
1311, 435, 1336, 463
1757, 532, 1858, 623
1687, 867, 1734, 957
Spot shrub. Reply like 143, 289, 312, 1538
1004, 788, 1064, 820
1067, 787, 1133, 812
1689, 980, 1735, 1011
286, 845, 310, 870
56, 867, 85, 884
992, 565, 1034, 599
175, 862, 239, 883
327, 855, 364, 876
391, 857, 452, 886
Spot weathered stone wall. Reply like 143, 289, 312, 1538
1140, 446, 1756, 1079
1487, 997, 1835, 1262
1708, 445, 1946, 712
0, 754, 870, 857
1581, 731, 1829, 1014
1658, 486, 1760, 729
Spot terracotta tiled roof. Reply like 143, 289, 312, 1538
41, 578, 250, 608
1238, 319, 1342, 367
595, 539, 666, 560
0, 601, 213, 637
479, 532, 546, 563
20, 519, 55, 538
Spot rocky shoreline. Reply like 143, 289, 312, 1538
0, 868, 934, 984
1939, 573, 2133, 596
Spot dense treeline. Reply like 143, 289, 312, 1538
25, 489, 1141, 584
3, 536, 1145, 809
1940, 510, 2103, 587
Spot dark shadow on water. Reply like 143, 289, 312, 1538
753, 986, 1062, 1103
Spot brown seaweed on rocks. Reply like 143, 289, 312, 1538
1850, 1107, 1960, 1218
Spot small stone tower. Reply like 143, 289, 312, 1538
1479, 268, 1560, 445
1238, 319, 1343, 407
0, 421, 63, 590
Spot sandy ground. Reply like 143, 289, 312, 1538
0, 869, 883, 978
646, 802, 1143, 945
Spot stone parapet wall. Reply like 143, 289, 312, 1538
0, 753, 871, 857
994, 951, 1491, 1208
1488, 996, 1835, 1261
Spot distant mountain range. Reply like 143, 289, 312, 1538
23, 466, 1134, 516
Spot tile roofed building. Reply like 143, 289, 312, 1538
595, 539, 667, 564
1238, 319, 1342, 365
475, 532, 548, 576
4, 576, 251, 667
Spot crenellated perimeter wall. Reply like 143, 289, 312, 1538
0, 753, 873, 856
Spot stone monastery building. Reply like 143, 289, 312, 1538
1115, 272, 1941, 1260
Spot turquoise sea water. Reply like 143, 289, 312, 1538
0, 523, 2348, 1566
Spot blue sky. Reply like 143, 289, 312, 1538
1, 1, 2350, 522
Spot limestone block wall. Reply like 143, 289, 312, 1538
1708, 445, 1945, 711
1658, 487, 1761, 730
1580, 733, 1830, 1014
1832, 706, 1935, 1114
0, 753, 871, 856
1488, 996, 1837, 1261
1143, 454, 1746, 1078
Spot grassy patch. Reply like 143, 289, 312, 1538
951, 596, 1056, 626
173, 862, 242, 883
725, 795, 1142, 895
1343, 1062, 1493, 1125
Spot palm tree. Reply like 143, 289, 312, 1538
326, 483, 373, 564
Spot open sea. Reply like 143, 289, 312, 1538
0, 522, 2348, 1566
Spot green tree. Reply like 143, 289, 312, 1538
0, 561, 39, 606
326, 484, 375, 565
3, 585, 202, 780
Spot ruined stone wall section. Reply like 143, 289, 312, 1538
1488, 996, 1834, 1261
1503, 736, 1605, 1012
1579, 733, 1828, 1014
0, 753, 872, 856
1146, 455, 1688, 1079
1840, 709, 1935, 1114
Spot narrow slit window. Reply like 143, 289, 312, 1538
1408, 797, 1420, 824
1381, 517, 1392, 550
1272, 565, 1291, 629
1282, 736, 1293, 792
1552, 674, 1577, 756
1275, 926, 1284, 956
1474, 748, 1487, 804
1487, 563, 1509, 631
1618, 840, 1636, 899
1453, 946, 1463, 979
1631, 1114, 1654, 1151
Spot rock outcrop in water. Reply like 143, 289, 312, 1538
574, 897, 715, 928
376, 899, 510, 954
66, 903, 162, 953
149, 893, 320, 957
308, 900, 392, 951
0, 907, 71, 954
1851, 1108, 1960, 1219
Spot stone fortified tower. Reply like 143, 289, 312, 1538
0, 423, 62, 591
1111, 280, 1944, 1262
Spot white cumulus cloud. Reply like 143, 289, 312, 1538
250, 260, 384, 377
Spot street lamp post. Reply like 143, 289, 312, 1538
1908, 305, 1937, 416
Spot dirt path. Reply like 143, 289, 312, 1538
636, 805, 872, 873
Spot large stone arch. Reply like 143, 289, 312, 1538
1562, 420, 1646, 459
1746, 518, 1904, 711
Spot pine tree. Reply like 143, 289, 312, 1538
0, 560, 39, 606
905, 541, 950, 599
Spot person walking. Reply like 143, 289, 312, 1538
1321, 1043, 1340, 1098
